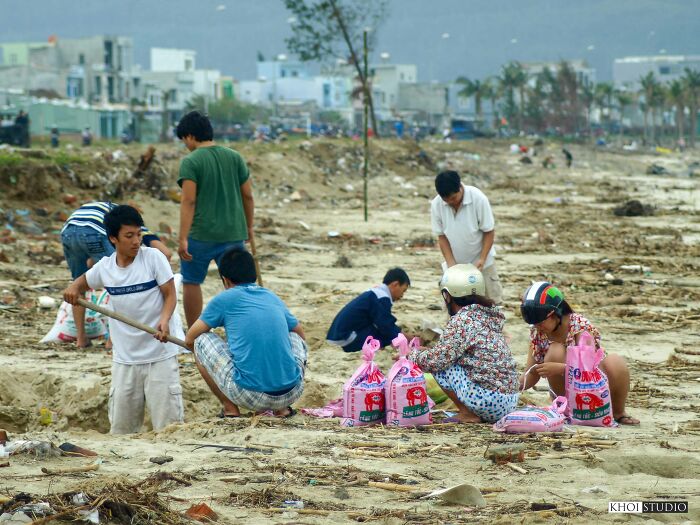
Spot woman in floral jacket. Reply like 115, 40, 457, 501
409, 265, 519, 423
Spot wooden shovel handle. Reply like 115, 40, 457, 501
76, 298, 189, 349
248, 235, 264, 287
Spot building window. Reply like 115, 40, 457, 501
10, 53, 17, 65
400, 73, 404, 81
659, 66, 670, 75
104, 41, 113, 67
185, 59, 193, 71
79, 54, 85, 65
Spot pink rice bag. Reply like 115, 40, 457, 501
385, 334, 432, 427
341, 336, 386, 427
565, 331, 615, 427
493, 396, 568, 433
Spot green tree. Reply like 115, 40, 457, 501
284, 0, 388, 137
649, 82, 667, 145
524, 78, 547, 132
186, 95, 269, 126
667, 80, 685, 143
615, 90, 634, 139
484, 77, 501, 129
594, 82, 614, 132
556, 61, 578, 134
580, 83, 595, 138
639, 72, 658, 144
682, 68, 700, 147
499, 62, 526, 131
456, 77, 490, 125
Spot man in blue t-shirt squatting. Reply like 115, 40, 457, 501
185, 248, 307, 418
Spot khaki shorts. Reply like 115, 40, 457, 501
109, 356, 184, 434
481, 264, 503, 304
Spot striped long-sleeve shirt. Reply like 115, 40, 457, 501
61, 202, 159, 245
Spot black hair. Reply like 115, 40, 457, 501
218, 247, 257, 284
176, 110, 213, 141
451, 294, 495, 308
383, 267, 410, 286
560, 300, 574, 315
104, 205, 144, 240
435, 170, 462, 197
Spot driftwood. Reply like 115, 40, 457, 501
368, 481, 418, 492
41, 459, 101, 475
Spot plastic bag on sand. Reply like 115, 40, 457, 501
424, 372, 448, 404
386, 334, 432, 427
493, 396, 567, 433
301, 398, 343, 418
40, 290, 110, 343
565, 331, 615, 427
341, 336, 386, 427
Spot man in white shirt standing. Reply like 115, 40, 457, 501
64, 205, 184, 434
430, 170, 503, 304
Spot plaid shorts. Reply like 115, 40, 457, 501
194, 331, 307, 412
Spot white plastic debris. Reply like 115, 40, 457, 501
37, 296, 57, 309
422, 483, 486, 506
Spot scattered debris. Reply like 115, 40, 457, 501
185, 503, 218, 522
422, 483, 486, 506
150, 456, 174, 465
646, 164, 667, 175
333, 255, 353, 268
613, 200, 654, 217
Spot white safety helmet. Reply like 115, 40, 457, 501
440, 264, 485, 298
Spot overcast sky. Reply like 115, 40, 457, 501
1, 0, 697, 82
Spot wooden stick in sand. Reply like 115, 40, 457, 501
76, 298, 188, 349
41, 459, 102, 475
248, 234, 264, 287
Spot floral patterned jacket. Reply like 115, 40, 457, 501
409, 305, 519, 395
529, 313, 602, 364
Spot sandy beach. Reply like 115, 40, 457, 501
0, 138, 698, 524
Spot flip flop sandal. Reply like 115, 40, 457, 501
281, 406, 297, 418
615, 415, 640, 426
217, 409, 239, 419
442, 416, 480, 424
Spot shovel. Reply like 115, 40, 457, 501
76, 298, 188, 349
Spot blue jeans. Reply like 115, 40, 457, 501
180, 238, 245, 285
61, 225, 114, 279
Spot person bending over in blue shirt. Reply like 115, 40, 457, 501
185, 248, 307, 418
326, 268, 410, 352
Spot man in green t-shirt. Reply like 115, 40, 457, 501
176, 111, 255, 327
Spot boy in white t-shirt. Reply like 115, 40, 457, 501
64, 205, 184, 434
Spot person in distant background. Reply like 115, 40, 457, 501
562, 148, 573, 168
50, 126, 60, 148
82, 127, 92, 146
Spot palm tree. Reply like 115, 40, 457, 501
485, 77, 502, 130
639, 72, 658, 144
650, 83, 667, 145
668, 79, 686, 143
525, 74, 548, 132
580, 83, 595, 139
615, 90, 634, 140
456, 77, 487, 125
682, 68, 700, 147
500, 62, 527, 132
556, 61, 579, 133
594, 82, 614, 133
